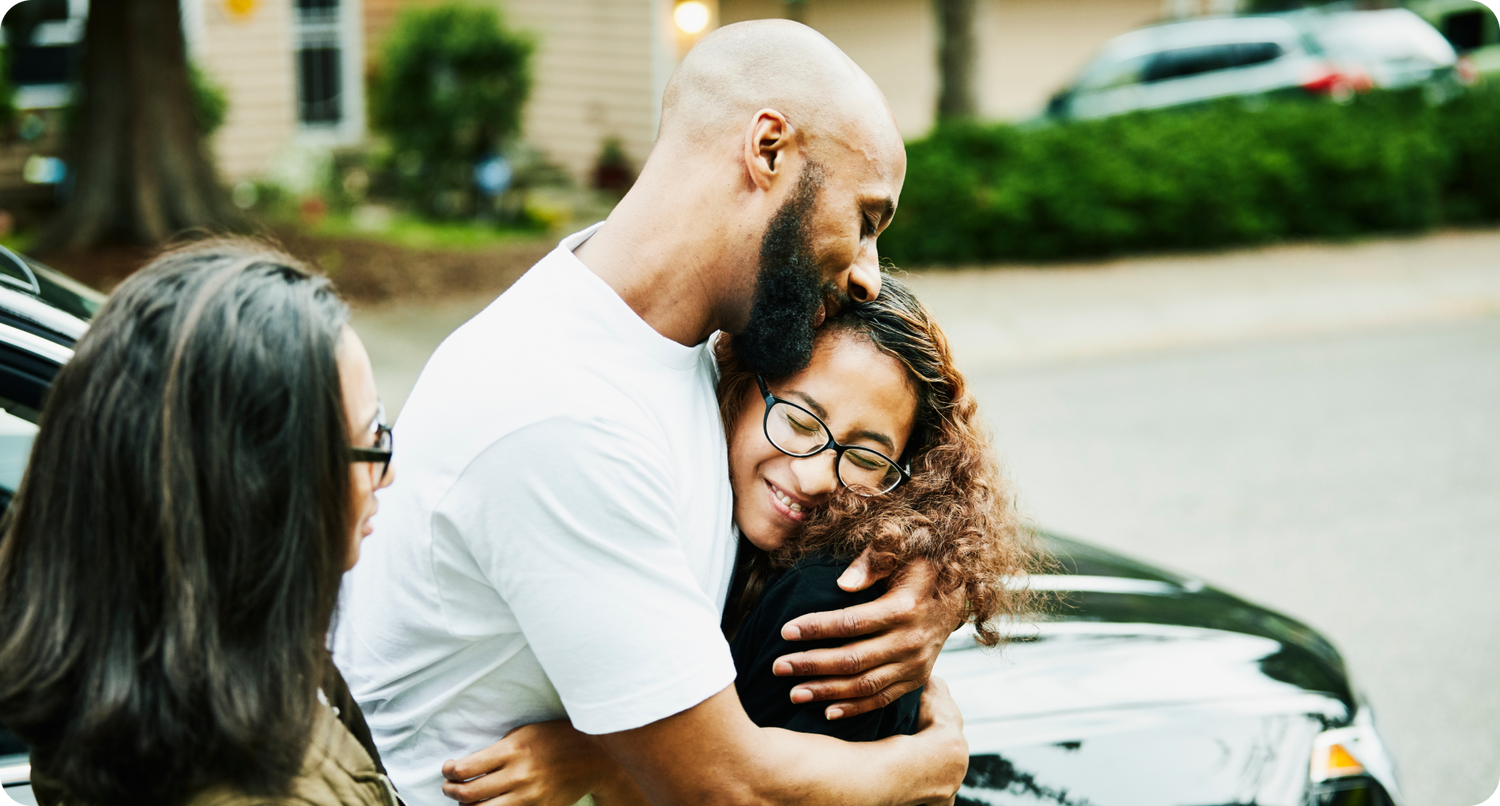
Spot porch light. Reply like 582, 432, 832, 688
674, 1, 710, 34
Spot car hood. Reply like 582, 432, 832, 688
936, 534, 1359, 806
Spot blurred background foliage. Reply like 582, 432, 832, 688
369, 2, 534, 220
882, 87, 1500, 265
0, 49, 15, 132
190, 64, 228, 139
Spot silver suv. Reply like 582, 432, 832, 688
1047, 9, 1462, 121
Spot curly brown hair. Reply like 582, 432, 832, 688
717, 273, 1045, 647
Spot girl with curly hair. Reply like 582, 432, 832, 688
716, 271, 1042, 740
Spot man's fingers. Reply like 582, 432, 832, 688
838, 547, 878, 591
776, 619, 929, 677
784, 660, 907, 707
780, 592, 915, 642
441, 767, 515, 804
820, 677, 922, 721
775, 640, 873, 678
443, 747, 511, 783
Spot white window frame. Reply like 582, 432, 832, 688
293, 0, 365, 147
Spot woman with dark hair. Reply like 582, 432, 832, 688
0, 241, 397, 806
436, 273, 1042, 803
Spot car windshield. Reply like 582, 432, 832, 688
0, 402, 39, 512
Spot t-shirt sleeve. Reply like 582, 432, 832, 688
730, 559, 921, 742
435, 414, 735, 736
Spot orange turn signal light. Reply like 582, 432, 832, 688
1312, 742, 1366, 781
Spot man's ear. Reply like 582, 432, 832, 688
744, 109, 794, 192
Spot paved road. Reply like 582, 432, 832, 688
353, 228, 1500, 806
958, 318, 1500, 806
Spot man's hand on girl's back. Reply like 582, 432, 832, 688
771, 553, 965, 720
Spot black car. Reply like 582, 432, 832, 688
0, 245, 102, 806
0, 251, 1400, 806
943, 533, 1401, 806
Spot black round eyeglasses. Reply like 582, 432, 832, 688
350, 403, 393, 481
756, 375, 910, 497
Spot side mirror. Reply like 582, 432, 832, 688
1047, 90, 1072, 119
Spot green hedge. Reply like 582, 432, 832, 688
370, 2, 533, 218
881, 88, 1500, 265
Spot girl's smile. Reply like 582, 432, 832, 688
728, 330, 917, 552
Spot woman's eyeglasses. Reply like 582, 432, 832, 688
756, 375, 909, 497
350, 403, 393, 481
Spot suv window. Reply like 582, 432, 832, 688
1076, 52, 1153, 91
1142, 41, 1287, 83
1442, 9, 1488, 50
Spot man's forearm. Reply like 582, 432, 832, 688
599, 684, 967, 806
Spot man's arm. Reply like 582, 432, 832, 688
774, 555, 964, 720
600, 680, 967, 806
451, 421, 965, 803
440, 682, 965, 806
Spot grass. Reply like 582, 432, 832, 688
0, 231, 35, 256
292, 210, 549, 252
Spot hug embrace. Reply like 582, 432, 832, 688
0, 18, 1043, 806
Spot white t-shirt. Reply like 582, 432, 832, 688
333, 223, 738, 806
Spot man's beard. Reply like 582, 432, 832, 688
733, 164, 836, 378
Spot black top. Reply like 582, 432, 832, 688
729, 553, 922, 742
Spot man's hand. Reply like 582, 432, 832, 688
914, 676, 969, 806
774, 551, 963, 720
441, 718, 639, 806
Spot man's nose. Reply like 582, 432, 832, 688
847, 245, 881, 303
789, 451, 840, 498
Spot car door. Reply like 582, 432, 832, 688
1067, 30, 1161, 120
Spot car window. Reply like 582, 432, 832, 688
1142, 41, 1287, 83
1076, 52, 1153, 91
0, 406, 38, 502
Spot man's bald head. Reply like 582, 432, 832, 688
585, 20, 902, 371
657, 20, 901, 164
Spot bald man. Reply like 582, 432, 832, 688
334, 20, 967, 806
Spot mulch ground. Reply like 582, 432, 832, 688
37, 227, 557, 306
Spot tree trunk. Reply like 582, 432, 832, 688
936, 0, 978, 121
36, 0, 238, 254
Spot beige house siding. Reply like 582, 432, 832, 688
976, 0, 1165, 120
194, 0, 299, 182
720, 0, 1165, 134
505, 0, 664, 184
725, 0, 941, 138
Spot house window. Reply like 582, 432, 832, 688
1, 0, 87, 110
295, 0, 344, 125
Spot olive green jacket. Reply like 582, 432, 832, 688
181, 705, 400, 806
35, 662, 402, 806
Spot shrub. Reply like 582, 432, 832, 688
191, 63, 228, 138
0, 49, 15, 131
881, 89, 1498, 266
370, 2, 533, 218
1438, 86, 1500, 222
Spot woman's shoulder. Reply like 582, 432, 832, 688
176, 708, 399, 806
289, 706, 401, 806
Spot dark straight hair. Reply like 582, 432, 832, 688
0, 240, 353, 806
